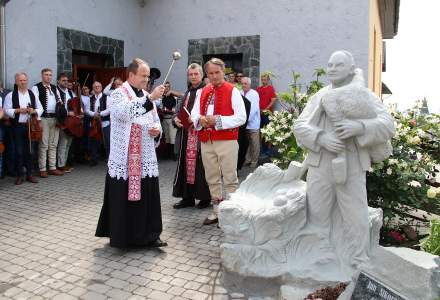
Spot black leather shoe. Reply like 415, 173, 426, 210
173, 200, 195, 209
203, 217, 218, 225
148, 239, 168, 248
196, 200, 211, 209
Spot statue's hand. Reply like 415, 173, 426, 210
334, 119, 365, 139
317, 132, 345, 153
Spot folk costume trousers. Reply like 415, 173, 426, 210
39, 117, 60, 171
200, 139, 239, 202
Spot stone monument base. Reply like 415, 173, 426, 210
219, 162, 382, 284
279, 246, 440, 300
338, 246, 439, 300
219, 163, 440, 299
222, 246, 439, 299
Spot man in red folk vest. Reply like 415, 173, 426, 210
191, 58, 246, 225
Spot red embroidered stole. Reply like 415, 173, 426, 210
122, 86, 142, 201
184, 93, 198, 184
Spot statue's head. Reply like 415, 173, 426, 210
327, 50, 356, 87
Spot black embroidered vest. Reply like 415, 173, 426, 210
57, 86, 74, 104
36, 82, 59, 115
11, 88, 37, 125
90, 94, 110, 122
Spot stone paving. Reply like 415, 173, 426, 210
0, 160, 253, 300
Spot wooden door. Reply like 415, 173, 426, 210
72, 64, 100, 88
94, 67, 127, 87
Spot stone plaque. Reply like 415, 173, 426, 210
351, 272, 408, 300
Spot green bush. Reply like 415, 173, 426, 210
421, 219, 440, 255
367, 108, 440, 223
261, 69, 325, 169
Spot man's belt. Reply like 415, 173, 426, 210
42, 112, 56, 118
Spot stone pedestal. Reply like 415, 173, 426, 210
219, 162, 439, 299
337, 247, 440, 300
219, 162, 382, 283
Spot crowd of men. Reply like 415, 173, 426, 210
0, 61, 277, 230
0, 70, 123, 185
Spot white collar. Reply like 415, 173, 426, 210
122, 81, 148, 99
59, 86, 68, 93
18, 89, 29, 95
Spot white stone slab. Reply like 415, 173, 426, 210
219, 161, 383, 283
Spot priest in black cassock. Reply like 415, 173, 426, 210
172, 63, 211, 209
95, 58, 167, 248
237, 95, 251, 170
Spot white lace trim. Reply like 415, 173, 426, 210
107, 83, 161, 180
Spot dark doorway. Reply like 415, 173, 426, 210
73, 50, 112, 67
203, 53, 243, 74
72, 50, 126, 89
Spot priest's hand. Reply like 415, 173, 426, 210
174, 117, 183, 128
149, 85, 166, 101
148, 126, 160, 138
334, 119, 365, 139
317, 132, 345, 153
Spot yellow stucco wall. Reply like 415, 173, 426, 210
368, 0, 383, 97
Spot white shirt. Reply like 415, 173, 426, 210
31, 84, 58, 113
191, 84, 246, 131
4, 90, 44, 123
85, 93, 110, 128
242, 89, 260, 130
58, 87, 72, 110
103, 82, 113, 96
85, 93, 102, 117
154, 99, 162, 108
81, 95, 90, 107
100, 96, 111, 128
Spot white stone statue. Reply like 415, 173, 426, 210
294, 50, 395, 268
218, 50, 396, 285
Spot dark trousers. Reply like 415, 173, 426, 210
102, 125, 110, 158
4, 124, 16, 176
0, 125, 4, 177
13, 123, 33, 177
82, 116, 90, 155
89, 137, 100, 163
260, 113, 270, 154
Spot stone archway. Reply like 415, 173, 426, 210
57, 27, 124, 76
188, 35, 260, 88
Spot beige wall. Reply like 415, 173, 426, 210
368, 0, 383, 97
